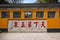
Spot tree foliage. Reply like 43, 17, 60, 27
0, 0, 23, 4
36, 0, 58, 3
0, 0, 9, 4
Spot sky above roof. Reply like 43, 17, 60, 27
23, 0, 37, 3
6, 0, 37, 3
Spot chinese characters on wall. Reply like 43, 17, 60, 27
8, 20, 47, 32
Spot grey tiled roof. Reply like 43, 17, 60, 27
0, 3, 60, 8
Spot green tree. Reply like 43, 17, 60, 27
36, 0, 58, 3
6, 0, 23, 4
36, 0, 48, 3
0, 0, 9, 4
0, 0, 23, 4
49, 0, 58, 3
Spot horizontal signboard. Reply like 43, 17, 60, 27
8, 20, 47, 32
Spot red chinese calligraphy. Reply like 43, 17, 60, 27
34, 22, 38, 27
14, 22, 18, 28
41, 22, 46, 28
21, 22, 25, 28
28, 22, 32, 28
